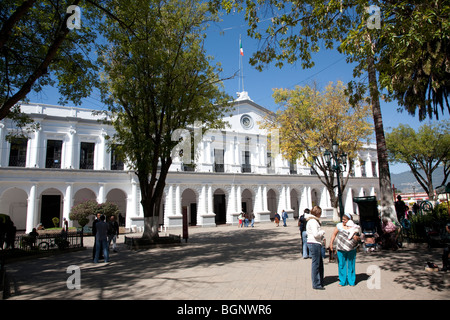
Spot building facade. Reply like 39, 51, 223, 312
0, 93, 379, 232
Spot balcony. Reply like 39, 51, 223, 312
241, 164, 251, 173
46, 158, 61, 169
80, 160, 94, 170
214, 163, 224, 173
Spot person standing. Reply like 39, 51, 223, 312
395, 195, 407, 222
298, 208, 310, 259
329, 213, 360, 287
92, 213, 101, 260
94, 215, 109, 263
107, 215, 120, 253
274, 212, 281, 227
306, 206, 325, 290
248, 211, 255, 228
282, 210, 288, 227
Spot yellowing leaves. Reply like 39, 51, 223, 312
262, 81, 373, 164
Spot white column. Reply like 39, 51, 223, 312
166, 185, 174, 216
0, 123, 5, 167
286, 186, 292, 210
236, 185, 242, 213
207, 185, 213, 214
255, 185, 263, 212
175, 185, 181, 216
263, 186, 268, 211
63, 183, 73, 226
30, 126, 42, 168
198, 185, 206, 214
97, 129, 108, 170
228, 185, 236, 214
26, 185, 37, 233
97, 183, 105, 204
126, 180, 138, 228
65, 127, 77, 169
307, 186, 312, 208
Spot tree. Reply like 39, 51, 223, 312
262, 81, 373, 220
0, 0, 135, 123
98, 0, 233, 239
211, 0, 449, 221
69, 199, 98, 229
0, 0, 96, 121
386, 121, 450, 200
377, 1, 449, 120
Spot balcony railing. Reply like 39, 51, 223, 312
8, 156, 26, 167
214, 163, 224, 173
241, 164, 251, 173
79, 160, 94, 170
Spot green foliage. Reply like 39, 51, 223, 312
69, 199, 98, 227
386, 120, 450, 198
97, 0, 233, 229
69, 200, 121, 227
215, 0, 449, 119
95, 202, 120, 220
51, 217, 60, 228
0, 0, 101, 120
408, 202, 450, 240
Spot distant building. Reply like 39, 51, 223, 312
0, 92, 379, 232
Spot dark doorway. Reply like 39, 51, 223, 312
190, 203, 197, 226
41, 195, 61, 228
214, 194, 226, 224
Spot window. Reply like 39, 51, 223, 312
242, 151, 251, 173
9, 138, 27, 167
360, 161, 366, 177
80, 142, 95, 169
267, 152, 274, 173
289, 159, 297, 174
46, 140, 62, 168
371, 161, 377, 177
110, 144, 124, 170
214, 149, 224, 173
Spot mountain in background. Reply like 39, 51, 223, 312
390, 169, 447, 193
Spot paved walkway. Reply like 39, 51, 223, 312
4, 220, 449, 301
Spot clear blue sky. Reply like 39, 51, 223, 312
29, 10, 446, 174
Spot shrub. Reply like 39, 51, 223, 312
69, 199, 98, 228
52, 217, 60, 228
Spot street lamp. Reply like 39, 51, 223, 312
324, 141, 347, 221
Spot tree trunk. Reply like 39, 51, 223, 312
142, 216, 159, 239
367, 47, 396, 221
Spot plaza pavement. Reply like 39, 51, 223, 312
4, 219, 449, 301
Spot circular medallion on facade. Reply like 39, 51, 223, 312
240, 114, 253, 130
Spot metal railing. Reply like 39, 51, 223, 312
7, 232, 83, 252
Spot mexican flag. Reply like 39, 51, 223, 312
240, 39, 244, 56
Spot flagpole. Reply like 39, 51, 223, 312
239, 35, 244, 92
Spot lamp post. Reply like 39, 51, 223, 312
324, 141, 347, 221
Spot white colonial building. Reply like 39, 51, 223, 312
0, 92, 379, 232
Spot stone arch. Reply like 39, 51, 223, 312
214, 188, 227, 224
106, 188, 128, 226
311, 188, 320, 207
267, 188, 278, 219
181, 188, 197, 226
0, 187, 28, 230
290, 187, 301, 218
241, 188, 254, 215
39, 188, 64, 229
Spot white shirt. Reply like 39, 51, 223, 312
306, 217, 325, 245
